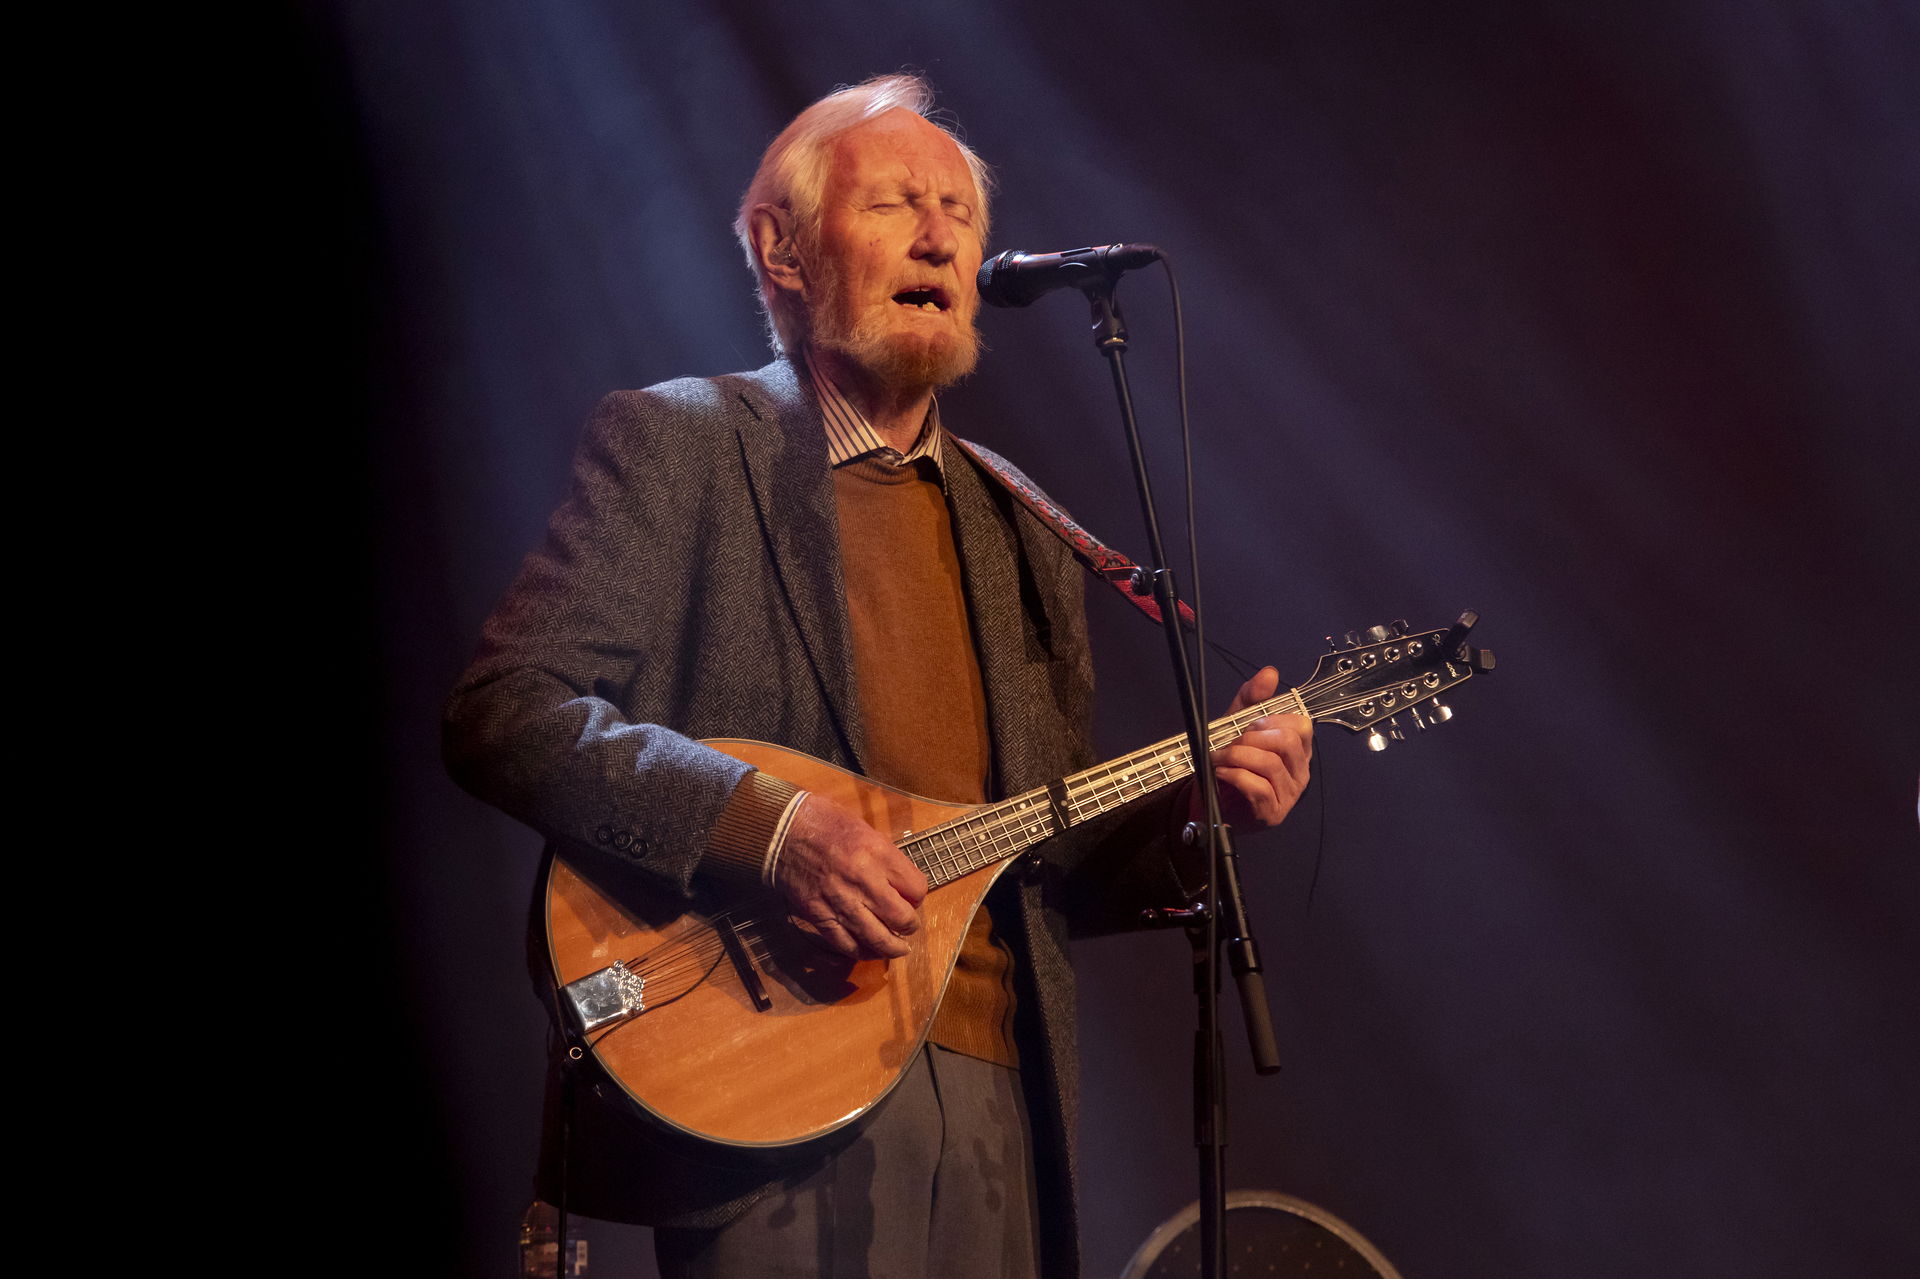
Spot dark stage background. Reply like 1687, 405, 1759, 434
298, 1, 1919, 1275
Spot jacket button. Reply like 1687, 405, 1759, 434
612, 831, 633, 850
595, 825, 614, 845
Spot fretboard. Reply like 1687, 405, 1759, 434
902, 688, 1309, 888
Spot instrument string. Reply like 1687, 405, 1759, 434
605, 910, 756, 989
603, 905, 847, 1004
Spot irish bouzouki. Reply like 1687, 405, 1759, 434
545, 613, 1494, 1150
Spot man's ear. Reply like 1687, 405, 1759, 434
748, 205, 805, 296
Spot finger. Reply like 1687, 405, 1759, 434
1242, 712, 1313, 744
859, 878, 923, 937
1211, 751, 1285, 820
1279, 711, 1314, 757
879, 848, 929, 906
838, 901, 911, 959
822, 880, 914, 954
1230, 728, 1313, 783
1212, 744, 1309, 824
1213, 742, 1292, 783
803, 915, 861, 959
1228, 665, 1281, 714
1212, 767, 1274, 825
840, 840, 924, 931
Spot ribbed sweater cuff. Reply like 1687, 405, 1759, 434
702, 770, 804, 887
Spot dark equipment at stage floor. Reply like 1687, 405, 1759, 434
1120, 1190, 1404, 1279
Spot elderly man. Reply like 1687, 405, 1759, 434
445, 75, 1312, 1279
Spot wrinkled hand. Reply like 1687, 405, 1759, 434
774, 795, 929, 960
1191, 665, 1314, 830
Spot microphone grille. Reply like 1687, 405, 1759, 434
976, 250, 1028, 308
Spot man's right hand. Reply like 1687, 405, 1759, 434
774, 796, 929, 960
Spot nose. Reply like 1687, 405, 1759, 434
912, 206, 959, 266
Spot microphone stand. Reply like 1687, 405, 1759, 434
1079, 273, 1282, 1279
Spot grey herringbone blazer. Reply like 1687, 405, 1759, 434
445, 359, 1186, 1278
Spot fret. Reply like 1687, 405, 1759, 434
932, 829, 962, 878
971, 833, 1001, 873
1056, 690, 1308, 823
908, 827, 953, 879
905, 790, 1060, 887
900, 688, 1313, 888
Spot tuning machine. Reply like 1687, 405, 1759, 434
1440, 610, 1498, 671
1366, 716, 1409, 751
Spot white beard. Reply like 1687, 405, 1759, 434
803, 262, 982, 393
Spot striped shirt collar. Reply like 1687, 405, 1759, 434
802, 348, 946, 475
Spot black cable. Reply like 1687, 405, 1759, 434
1156, 257, 1325, 924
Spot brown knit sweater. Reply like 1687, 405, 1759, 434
831, 455, 1019, 1068
700, 452, 1021, 1066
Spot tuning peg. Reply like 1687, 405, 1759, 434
1408, 705, 1429, 731
1442, 610, 1480, 659
1429, 698, 1454, 723
1469, 647, 1496, 672
1390, 619, 1408, 637
1365, 624, 1391, 643
1343, 630, 1362, 647
1387, 716, 1405, 742
1365, 727, 1390, 752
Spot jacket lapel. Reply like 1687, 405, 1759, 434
945, 448, 1056, 798
731, 361, 866, 771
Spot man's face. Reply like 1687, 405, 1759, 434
802, 110, 985, 393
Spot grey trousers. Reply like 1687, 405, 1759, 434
654, 1044, 1041, 1279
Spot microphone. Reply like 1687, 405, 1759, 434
975, 243, 1162, 308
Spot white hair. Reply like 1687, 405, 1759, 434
734, 74, 994, 354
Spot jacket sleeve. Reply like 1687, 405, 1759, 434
442, 386, 761, 899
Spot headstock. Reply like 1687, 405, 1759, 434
1300, 610, 1496, 750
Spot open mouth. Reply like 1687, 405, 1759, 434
891, 287, 950, 312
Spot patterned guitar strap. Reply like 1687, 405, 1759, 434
954, 437, 1198, 632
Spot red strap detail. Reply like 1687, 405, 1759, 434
955, 439, 1196, 632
